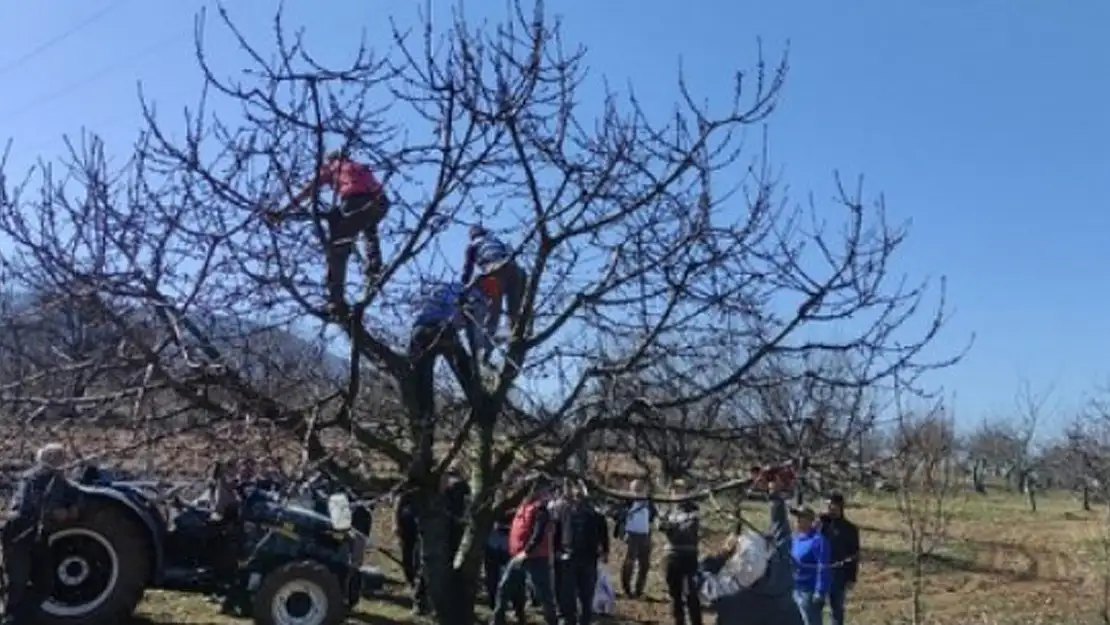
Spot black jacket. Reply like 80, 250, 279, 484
820, 515, 860, 584
444, 478, 471, 550
394, 489, 418, 535
659, 501, 700, 554
444, 478, 471, 526
554, 501, 610, 562
4, 465, 79, 544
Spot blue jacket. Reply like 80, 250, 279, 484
791, 528, 831, 596
413, 282, 486, 330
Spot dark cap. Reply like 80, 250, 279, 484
828, 492, 845, 506
529, 475, 554, 495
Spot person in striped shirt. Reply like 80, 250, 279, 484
658, 480, 702, 625
462, 226, 527, 358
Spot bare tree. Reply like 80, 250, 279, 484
965, 379, 1049, 503
1067, 389, 1110, 623
588, 355, 743, 484
1037, 433, 1088, 506
0, 2, 964, 623
736, 352, 880, 503
890, 397, 958, 625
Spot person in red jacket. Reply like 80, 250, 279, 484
490, 478, 558, 625
266, 149, 390, 311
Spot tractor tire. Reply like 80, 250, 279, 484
252, 560, 346, 625
36, 499, 152, 625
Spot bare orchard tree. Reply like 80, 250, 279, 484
0, 2, 961, 623
965, 379, 1048, 497
890, 396, 959, 625
1037, 434, 1089, 507
0, 278, 157, 423
593, 345, 894, 497
734, 352, 881, 504
587, 353, 743, 484
1066, 390, 1110, 622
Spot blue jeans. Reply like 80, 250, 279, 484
794, 590, 824, 625
491, 557, 557, 625
826, 580, 848, 625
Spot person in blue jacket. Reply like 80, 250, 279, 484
790, 506, 831, 625
407, 281, 489, 415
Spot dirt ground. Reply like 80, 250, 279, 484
126, 489, 1109, 625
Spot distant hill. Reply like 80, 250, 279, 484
0, 289, 350, 401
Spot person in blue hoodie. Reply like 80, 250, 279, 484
790, 506, 831, 625
406, 281, 489, 416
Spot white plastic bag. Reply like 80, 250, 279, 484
698, 571, 727, 603
593, 565, 616, 614
699, 530, 773, 602
728, 530, 773, 586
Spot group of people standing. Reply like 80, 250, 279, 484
487, 479, 610, 625
394, 475, 612, 625
783, 493, 860, 625
404, 470, 859, 625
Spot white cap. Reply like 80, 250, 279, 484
36, 443, 66, 469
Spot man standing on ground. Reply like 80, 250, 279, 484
820, 493, 860, 625
486, 508, 526, 623
443, 468, 471, 558
2, 443, 80, 625
443, 467, 472, 613
553, 482, 609, 625
393, 482, 424, 615
658, 479, 702, 625
619, 479, 655, 598
492, 478, 558, 625
791, 506, 831, 625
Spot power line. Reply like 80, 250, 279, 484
0, 0, 129, 78
0, 32, 189, 122
16, 108, 139, 158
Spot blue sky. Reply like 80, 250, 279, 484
0, 0, 1106, 435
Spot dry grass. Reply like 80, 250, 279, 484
120, 489, 1109, 625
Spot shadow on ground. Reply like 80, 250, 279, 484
349, 611, 411, 625
864, 543, 1083, 584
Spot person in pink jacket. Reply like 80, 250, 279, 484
267, 149, 390, 311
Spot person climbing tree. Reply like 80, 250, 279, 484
406, 281, 490, 416
462, 225, 527, 347
265, 148, 390, 312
